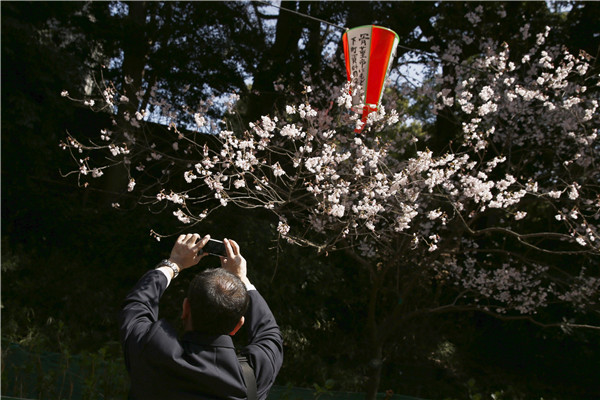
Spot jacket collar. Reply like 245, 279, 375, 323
181, 331, 235, 348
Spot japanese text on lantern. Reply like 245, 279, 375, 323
349, 36, 358, 82
357, 33, 370, 85
349, 31, 372, 88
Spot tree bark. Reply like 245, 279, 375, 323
119, 1, 149, 116
362, 260, 389, 400
245, 1, 303, 122
364, 341, 384, 400
102, 1, 150, 203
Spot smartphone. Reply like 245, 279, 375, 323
203, 238, 227, 257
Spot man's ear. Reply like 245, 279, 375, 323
182, 298, 191, 321
182, 298, 194, 331
229, 316, 245, 336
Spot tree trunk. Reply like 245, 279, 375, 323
431, 64, 459, 153
119, 1, 149, 116
101, 1, 150, 204
363, 259, 387, 400
245, 0, 303, 122
364, 342, 384, 400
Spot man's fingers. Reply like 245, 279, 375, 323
224, 238, 234, 258
228, 239, 240, 255
178, 233, 192, 245
178, 233, 206, 247
190, 233, 200, 245
176, 233, 209, 251
195, 234, 210, 250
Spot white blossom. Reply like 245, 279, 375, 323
173, 209, 191, 224
194, 113, 206, 128
184, 171, 197, 183
479, 86, 494, 102
427, 210, 443, 220
568, 184, 580, 200
547, 190, 562, 199
514, 211, 527, 220
277, 220, 290, 236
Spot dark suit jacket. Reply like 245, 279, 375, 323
119, 270, 283, 400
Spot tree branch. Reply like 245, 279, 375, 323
427, 304, 600, 331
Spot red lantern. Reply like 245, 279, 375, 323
342, 25, 399, 132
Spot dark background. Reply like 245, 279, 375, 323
2, 2, 599, 399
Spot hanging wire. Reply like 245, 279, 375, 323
254, 0, 348, 31
254, 1, 436, 57
253, 0, 488, 73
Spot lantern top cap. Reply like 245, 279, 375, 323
343, 25, 399, 39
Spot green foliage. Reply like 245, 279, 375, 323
442, 377, 547, 400
2, 341, 129, 400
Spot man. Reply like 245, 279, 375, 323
119, 233, 283, 400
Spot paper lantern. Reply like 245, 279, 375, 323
342, 25, 399, 132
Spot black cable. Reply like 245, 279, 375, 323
254, 0, 348, 31
252, 0, 486, 72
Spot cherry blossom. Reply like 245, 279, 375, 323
60, 22, 599, 333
